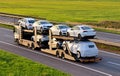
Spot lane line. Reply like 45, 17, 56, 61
108, 62, 120, 67
100, 50, 120, 57
0, 40, 112, 76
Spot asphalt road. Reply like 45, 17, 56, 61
0, 28, 120, 76
0, 15, 120, 43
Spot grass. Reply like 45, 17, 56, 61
0, 23, 14, 30
0, 0, 120, 23
94, 27, 120, 35
0, 49, 70, 76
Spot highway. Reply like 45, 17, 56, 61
0, 15, 120, 44
0, 27, 120, 76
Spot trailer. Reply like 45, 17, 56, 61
13, 26, 102, 62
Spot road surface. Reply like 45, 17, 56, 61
0, 27, 120, 76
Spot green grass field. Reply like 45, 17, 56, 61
0, 0, 120, 22
0, 49, 70, 76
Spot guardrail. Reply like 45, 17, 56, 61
0, 12, 120, 47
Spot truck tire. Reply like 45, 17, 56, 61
16, 39, 20, 45
31, 43, 35, 50
61, 53, 65, 59
27, 44, 31, 49
56, 51, 59, 58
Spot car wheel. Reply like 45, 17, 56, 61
59, 32, 62, 36
78, 34, 82, 40
63, 45, 67, 51
40, 27, 43, 34
67, 32, 70, 37
56, 43, 59, 49
31, 43, 35, 50
76, 51, 81, 59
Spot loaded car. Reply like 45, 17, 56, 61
48, 38, 63, 49
62, 40, 98, 59
50, 24, 70, 36
32, 20, 53, 33
18, 18, 35, 29
31, 35, 49, 47
67, 25, 96, 39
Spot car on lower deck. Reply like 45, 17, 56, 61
62, 40, 98, 59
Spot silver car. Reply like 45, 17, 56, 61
18, 18, 35, 29
32, 20, 53, 33
50, 24, 70, 36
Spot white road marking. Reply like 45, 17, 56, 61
100, 50, 120, 57
0, 40, 112, 76
108, 62, 120, 67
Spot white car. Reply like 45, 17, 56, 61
67, 25, 96, 39
48, 38, 63, 49
62, 41, 98, 59
50, 24, 70, 36
18, 18, 35, 29
32, 20, 53, 33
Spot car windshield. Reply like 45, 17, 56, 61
40, 21, 50, 24
58, 25, 69, 29
81, 26, 92, 30
28, 20, 35, 23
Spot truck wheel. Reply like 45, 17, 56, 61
16, 39, 20, 45
56, 51, 59, 58
28, 44, 31, 49
31, 43, 35, 50
78, 34, 82, 40
76, 51, 81, 59
61, 53, 65, 59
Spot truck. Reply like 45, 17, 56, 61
13, 25, 101, 62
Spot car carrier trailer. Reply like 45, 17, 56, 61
13, 26, 102, 62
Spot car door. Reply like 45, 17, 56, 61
74, 27, 81, 37
68, 28, 74, 36
71, 42, 78, 54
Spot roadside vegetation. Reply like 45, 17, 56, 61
96, 43, 120, 54
0, 49, 70, 76
0, 23, 13, 30
0, 0, 120, 34
0, 0, 120, 22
